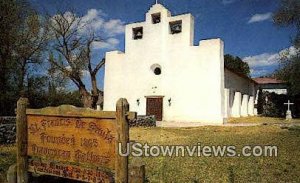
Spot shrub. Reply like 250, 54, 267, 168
260, 91, 288, 117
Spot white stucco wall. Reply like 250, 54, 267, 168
258, 83, 287, 95
241, 94, 249, 117
224, 69, 256, 117
248, 96, 254, 116
231, 91, 241, 117
224, 69, 256, 96
262, 88, 287, 95
104, 4, 225, 124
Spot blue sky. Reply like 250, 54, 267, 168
30, 0, 296, 89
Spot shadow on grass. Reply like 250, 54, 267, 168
29, 175, 85, 183
288, 126, 300, 131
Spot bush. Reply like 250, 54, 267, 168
257, 88, 264, 114
260, 91, 288, 117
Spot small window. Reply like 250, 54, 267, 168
133, 27, 143, 40
150, 64, 162, 75
154, 67, 161, 75
152, 13, 161, 24
169, 20, 182, 34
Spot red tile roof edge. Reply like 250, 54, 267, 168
252, 77, 286, 84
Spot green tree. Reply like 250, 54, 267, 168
224, 54, 250, 77
0, 0, 49, 115
47, 83, 82, 107
14, 10, 48, 95
273, 0, 300, 95
275, 53, 300, 95
26, 75, 83, 109
0, 0, 21, 115
47, 10, 105, 109
273, 0, 300, 48
257, 88, 264, 114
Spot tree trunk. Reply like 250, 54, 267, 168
79, 86, 93, 108
0, 58, 6, 93
90, 74, 99, 109
0, 59, 6, 116
0, 53, 8, 115
18, 60, 26, 97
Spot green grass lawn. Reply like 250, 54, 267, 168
0, 117, 300, 182
130, 125, 300, 182
0, 145, 16, 183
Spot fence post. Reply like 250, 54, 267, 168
115, 98, 129, 183
16, 98, 29, 183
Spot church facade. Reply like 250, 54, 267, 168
103, 4, 256, 124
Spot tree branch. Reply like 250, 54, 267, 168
92, 58, 105, 76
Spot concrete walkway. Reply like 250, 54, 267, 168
156, 121, 300, 128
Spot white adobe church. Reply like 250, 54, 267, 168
103, 3, 257, 125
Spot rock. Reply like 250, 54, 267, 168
7, 164, 17, 183
129, 115, 156, 127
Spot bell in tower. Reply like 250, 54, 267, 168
152, 13, 161, 24
170, 20, 182, 34
133, 27, 143, 40
136, 31, 142, 38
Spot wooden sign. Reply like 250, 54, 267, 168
16, 98, 136, 183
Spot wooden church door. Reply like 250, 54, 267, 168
146, 97, 163, 121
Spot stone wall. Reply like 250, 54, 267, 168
129, 115, 156, 127
0, 117, 16, 144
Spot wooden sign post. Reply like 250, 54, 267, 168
16, 98, 136, 183
115, 99, 129, 183
16, 98, 29, 183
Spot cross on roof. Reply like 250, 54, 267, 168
284, 100, 294, 111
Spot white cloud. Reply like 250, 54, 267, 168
65, 66, 89, 77
52, 9, 124, 49
92, 38, 120, 49
243, 46, 298, 68
248, 12, 272, 23
243, 46, 298, 77
279, 46, 298, 59
81, 70, 90, 76
243, 52, 279, 67
81, 9, 105, 31
250, 69, 269, 77
103, 19, 125, 36
79, 9, 125, 37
